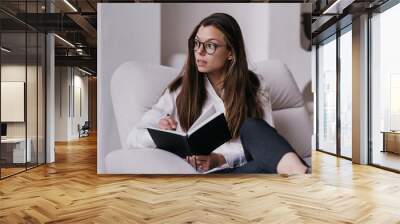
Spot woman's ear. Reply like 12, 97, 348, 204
227, 52, 233, 61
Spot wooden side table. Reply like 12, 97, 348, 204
381, 131, 400, 154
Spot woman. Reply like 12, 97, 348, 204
127, 13, 309, 174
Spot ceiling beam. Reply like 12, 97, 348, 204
322, 0, 356, 14
66, 13, 97, 46
55, 55, 96, 72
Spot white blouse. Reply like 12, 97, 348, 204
126, 75, 275, 168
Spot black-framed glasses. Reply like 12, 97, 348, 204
193, 39, 226, 55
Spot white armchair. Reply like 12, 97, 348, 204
105, 60, 312, 174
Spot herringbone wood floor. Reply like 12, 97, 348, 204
1, 134, 400, 223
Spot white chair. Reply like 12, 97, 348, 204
105, 60, 312, 174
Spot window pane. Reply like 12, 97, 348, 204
27, 31, 38, 169
371, 3, 400, 171
0, 1, 46, 179
318, 36, 337, 154
26, 0, 39, 170
38, 32, 46, 165
1, 31, 28, 177
340, 29, 352, 158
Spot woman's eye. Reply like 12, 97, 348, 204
206, 43, 215, 49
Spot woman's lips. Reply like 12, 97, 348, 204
196, 59, 207, 66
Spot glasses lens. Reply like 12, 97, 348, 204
205, 42, 216, 54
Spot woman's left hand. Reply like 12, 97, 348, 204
186, 153, 226, 172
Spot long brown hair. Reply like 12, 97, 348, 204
168, 13, 264, 139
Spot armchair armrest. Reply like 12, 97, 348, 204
105, 148, 198, 174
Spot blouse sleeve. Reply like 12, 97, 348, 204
126, 89, 176, 149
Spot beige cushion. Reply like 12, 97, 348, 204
253, 60, 304, 110
273, 107, 312, 159
111, 61, 179, 149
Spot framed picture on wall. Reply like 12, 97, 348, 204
1, 81, 25, 122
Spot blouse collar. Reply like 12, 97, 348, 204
205, 75, 224, 102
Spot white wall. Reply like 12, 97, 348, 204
294, 5, 318, 152
74, 71, 88, 139
161, 3, 270, 66
55, 67, 68, 141
55, 67, 89, 141
267, 4, 311, 92
72, 73, 89, 138
98, 3, 161, 173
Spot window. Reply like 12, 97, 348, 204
370, 2, 400, 171
316, 24, 353, 159
339, 27, 352, 158
0, 1, 47, 179
317, 35, 337, 155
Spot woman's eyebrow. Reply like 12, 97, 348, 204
195, 36, 220, 42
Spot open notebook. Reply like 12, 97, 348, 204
147, 106, 232, 159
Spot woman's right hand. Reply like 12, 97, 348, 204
157, 115, 178, 130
